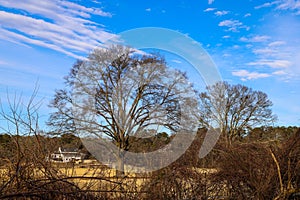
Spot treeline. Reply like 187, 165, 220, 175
1, 125, 298, 166
0, 133, 80, 165
1, 125, 297, 160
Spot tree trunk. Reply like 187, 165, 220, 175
269, 148, 284, 200
116, 149, 125, 177
225, 131, 232, 147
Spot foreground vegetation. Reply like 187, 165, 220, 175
0, 127, 299, 199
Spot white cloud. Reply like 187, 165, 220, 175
244, 13, 251, 17
253, 48, 276, 55
273, 70, 287, 75
240, 35, 271, 43
59, 0, 112, 17
222, 7, 300, 83
214, 10, 229, 16
0, 0, 117, 58
0, 28, 85, 59
0, 60, 7, 65
240, 34, 298, 80
248, 60, 292, 69
219, 20, 240, 27
252, 46, 289, 58
145, 8, 151, 12
171, 59, 182, 64
232, 70, 271, 81
218, 19, 249, 32
208, 0, 215, 5
255, 0, 300, 15
0, 0, 112, 18
276, 0, 300, 14
92, 0, 101, 4
222, 53, 231, 57
239, 37, 248, 42
222, 35, 230, 38
204, 8, 216, 12
268, 41, 286, 47
252, 35, 271, 42
255, 2, 278, 9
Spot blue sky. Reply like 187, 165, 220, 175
0, 0, 299, 128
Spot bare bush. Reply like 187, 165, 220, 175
141, 128, 209, 200
0, 90, 119, 199
210, 129, 300, 200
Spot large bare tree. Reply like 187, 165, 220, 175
198, 81, 277, 146
48, 45, 198, 174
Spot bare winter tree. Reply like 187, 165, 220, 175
48, 45, 198, 175
198, 81, 277, 146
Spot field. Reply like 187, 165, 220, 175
0, 162, 218, 196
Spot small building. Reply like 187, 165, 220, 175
50, 147, 85, 163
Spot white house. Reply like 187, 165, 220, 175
50, 147, 85, 163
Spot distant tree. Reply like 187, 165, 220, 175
58, 133, 82, 149
198, 81, 277, 146
127, 132, 171, 153
48, 45, 198, 175
0, 134, 12, 164
0, 133, 11, 144
246, 126, 299, 142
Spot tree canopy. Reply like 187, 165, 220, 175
48, 45, 198, 173
198, 81, 277, 145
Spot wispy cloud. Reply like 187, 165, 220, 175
204, 7, 216, 12
252, 48, 277, 55
252, 46, 289, 59
276, 0, 300, 14
272, 70, 287, 75
244, 13, 251, 17
251, 35, 271, 42
171, 59, 182, 64
0, 0, 117, 59
92, 0, 102, 4
232, 69, 271, 81
0, 60, 7, 65
255, 1, 278, 9
208, 0, 215, 5
0, 0, 112, 18
240, 35, 271, 43
145, 8, 151, 12
248, 60, 292, 69
255, 0, 300, 15
214, 10, 229, 16
268, 41, 286, 47
218, 19, 250, 32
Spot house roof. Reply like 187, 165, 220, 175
60, 147, 79, 152
60, 152, 82, 157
